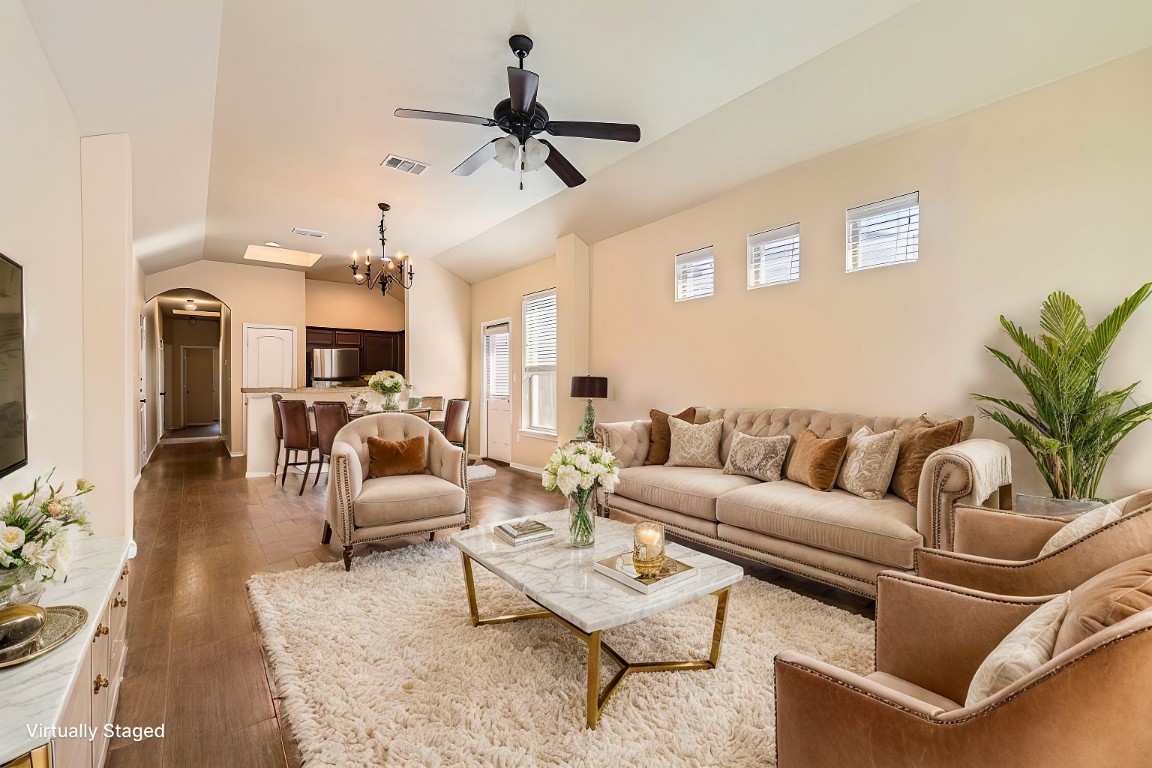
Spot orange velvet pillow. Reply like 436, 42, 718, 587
785, 430, 849, 492
646, 407, 696, 466
1054, 553, 1152, 655
889, 417, 964, 505
367, 435, 429, 478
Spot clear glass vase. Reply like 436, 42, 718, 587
568, 490, 596, 548
0, 565, 45, 608
382, 392, 402, 411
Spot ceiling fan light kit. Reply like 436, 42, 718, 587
394, 35, 641, 189
348, 202, 415, 297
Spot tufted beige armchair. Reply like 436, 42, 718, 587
323, 413, 470, 570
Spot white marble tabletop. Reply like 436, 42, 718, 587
451, 511, 743, 634
0, 536, 132, 764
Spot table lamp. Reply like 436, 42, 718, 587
570, 375, 608, 441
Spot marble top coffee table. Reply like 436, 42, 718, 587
451, 510, 743, 728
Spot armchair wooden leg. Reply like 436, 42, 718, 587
321, 521, 332, 545
342, 545, 353, 571
429, 531, 436, 542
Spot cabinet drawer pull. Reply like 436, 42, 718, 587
93, 674, 110, 695
120, 565, 130, 579
93, 624, 109, 642
113, 596, 128, 608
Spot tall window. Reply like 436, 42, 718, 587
846, 191, 919, 272
522, 289, 557, 434
483, 322, 510, 399
675, 246, 714, 301
748, 223, 800, 289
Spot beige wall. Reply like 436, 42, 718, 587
470, 256, 558, 469
587, 49, 1152, 498
406, 255, 471, 408
304, 278, 405, 331
144, 260, 307, 456
0, 3, 85, 499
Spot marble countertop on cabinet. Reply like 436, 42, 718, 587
0, 537, 132, 764
241, 386, 372, 394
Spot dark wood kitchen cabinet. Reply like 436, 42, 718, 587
305, 325, 404, 376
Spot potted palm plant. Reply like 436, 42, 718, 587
972, 282, 1152, 512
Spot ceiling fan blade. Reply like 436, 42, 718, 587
545, 121, 641, 142
394, 108, 496, 127
539, 140, 586, 188
507, 67, 539, 115
452, 139, 500, 176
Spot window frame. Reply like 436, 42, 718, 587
845, 191, 920, 273
674, 245, 715, 302
521, 288, 557, 437
747, 223, 801, 290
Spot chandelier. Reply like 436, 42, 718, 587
349, 202, 415, 296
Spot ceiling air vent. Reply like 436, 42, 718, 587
290, 227, 327, 238
381, 154, 429, 176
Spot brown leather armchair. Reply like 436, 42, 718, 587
774, 571, 1152, 767
323, 413, 469, 570
916, 491, 1152, 596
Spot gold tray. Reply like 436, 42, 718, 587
0, 606, 88, 669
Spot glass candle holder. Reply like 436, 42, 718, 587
632, 522, 666, 576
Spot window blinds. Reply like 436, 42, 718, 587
748, 223, 800, 289
846, 191, 919, 272
483, 323, 510, 399
675, 246, 714, 301
522, 290, 556, 373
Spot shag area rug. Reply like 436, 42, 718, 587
247, 543, 874, 767
465, 464, 497, 483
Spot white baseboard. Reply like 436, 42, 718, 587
511, 462, 544, 475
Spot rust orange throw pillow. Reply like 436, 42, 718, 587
890, 417, 964, 505
367, 435, 429, 478
646, 407, 696, 466
785, 430, 849, 492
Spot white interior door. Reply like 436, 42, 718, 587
483, 322, 511, 463
244, 325, 295, 388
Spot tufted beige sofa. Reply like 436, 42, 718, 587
595, 407, 1011, 598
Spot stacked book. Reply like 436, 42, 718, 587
493, 518, 555, 546
594, 553, 697, 594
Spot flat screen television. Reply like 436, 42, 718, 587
0, 253, 26, 478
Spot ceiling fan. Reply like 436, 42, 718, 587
394, 34, 641, 189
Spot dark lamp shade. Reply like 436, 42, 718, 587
570, 375, 608, 399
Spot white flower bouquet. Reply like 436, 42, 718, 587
1, 472, 94, 596
542, 442, 620, 547
367, 370, 408, 410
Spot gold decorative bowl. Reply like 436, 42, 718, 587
0, 604, 47, 654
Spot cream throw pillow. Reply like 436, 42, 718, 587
965, 591, 1071, 707
666, 417, 723, 469
724, 432, 791, 482
836, 427, 901, 500
1038, 502, 1123, 557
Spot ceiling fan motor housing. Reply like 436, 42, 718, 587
494, 99, 549, 140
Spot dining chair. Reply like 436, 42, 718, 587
270, 393, 284, 477
438, 398, 470, 454
311, 401, 350, 488
277, 399, 318, 496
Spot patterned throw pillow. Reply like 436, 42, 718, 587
966, 591, 1071, 706
723, 432, 791, 482
1038, 502, 1123, 556
666, 417, 723, 469
836, 427, 901, 500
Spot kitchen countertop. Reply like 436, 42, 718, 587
241, 386, 371, 394
0, 537, 132, 764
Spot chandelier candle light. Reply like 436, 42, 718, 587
349, 203, 415, 297
542, 442, 620, 548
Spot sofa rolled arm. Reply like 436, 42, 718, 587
916, 438, 1012, 550
593, 420, 651, 468
328, 443, 363, 545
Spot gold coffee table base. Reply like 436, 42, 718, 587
460, 552, 732, 729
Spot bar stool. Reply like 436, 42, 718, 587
311, 401, 350, 488
271, 393, 284, 477
277, 399, 318, 496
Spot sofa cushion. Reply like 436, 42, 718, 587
716, 481, 922, 568
646, 407, 696, 465
836, 427, 901, 500
966, 591, 1071, 706
667, 417, 723, 469
1054, 553, 1152, 655
615, 465, 759, 521
890, 417, 964, 505
354, 474, 466, 528
785, 430, 848, 492
724, 432, 791, 482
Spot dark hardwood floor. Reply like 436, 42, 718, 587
108, 441, 871, 768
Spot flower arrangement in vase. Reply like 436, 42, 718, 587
368, 370, 407, 411
542, 442, 620, 548
0, 472, 94, 606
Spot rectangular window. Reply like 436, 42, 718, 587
748, 223, 800, 289
483, 322, 510, 399
675, 246, 715, 301
522, 289, 557, 434
846, 191, 919, 272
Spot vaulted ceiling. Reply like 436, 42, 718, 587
22, 0, 1152, 284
